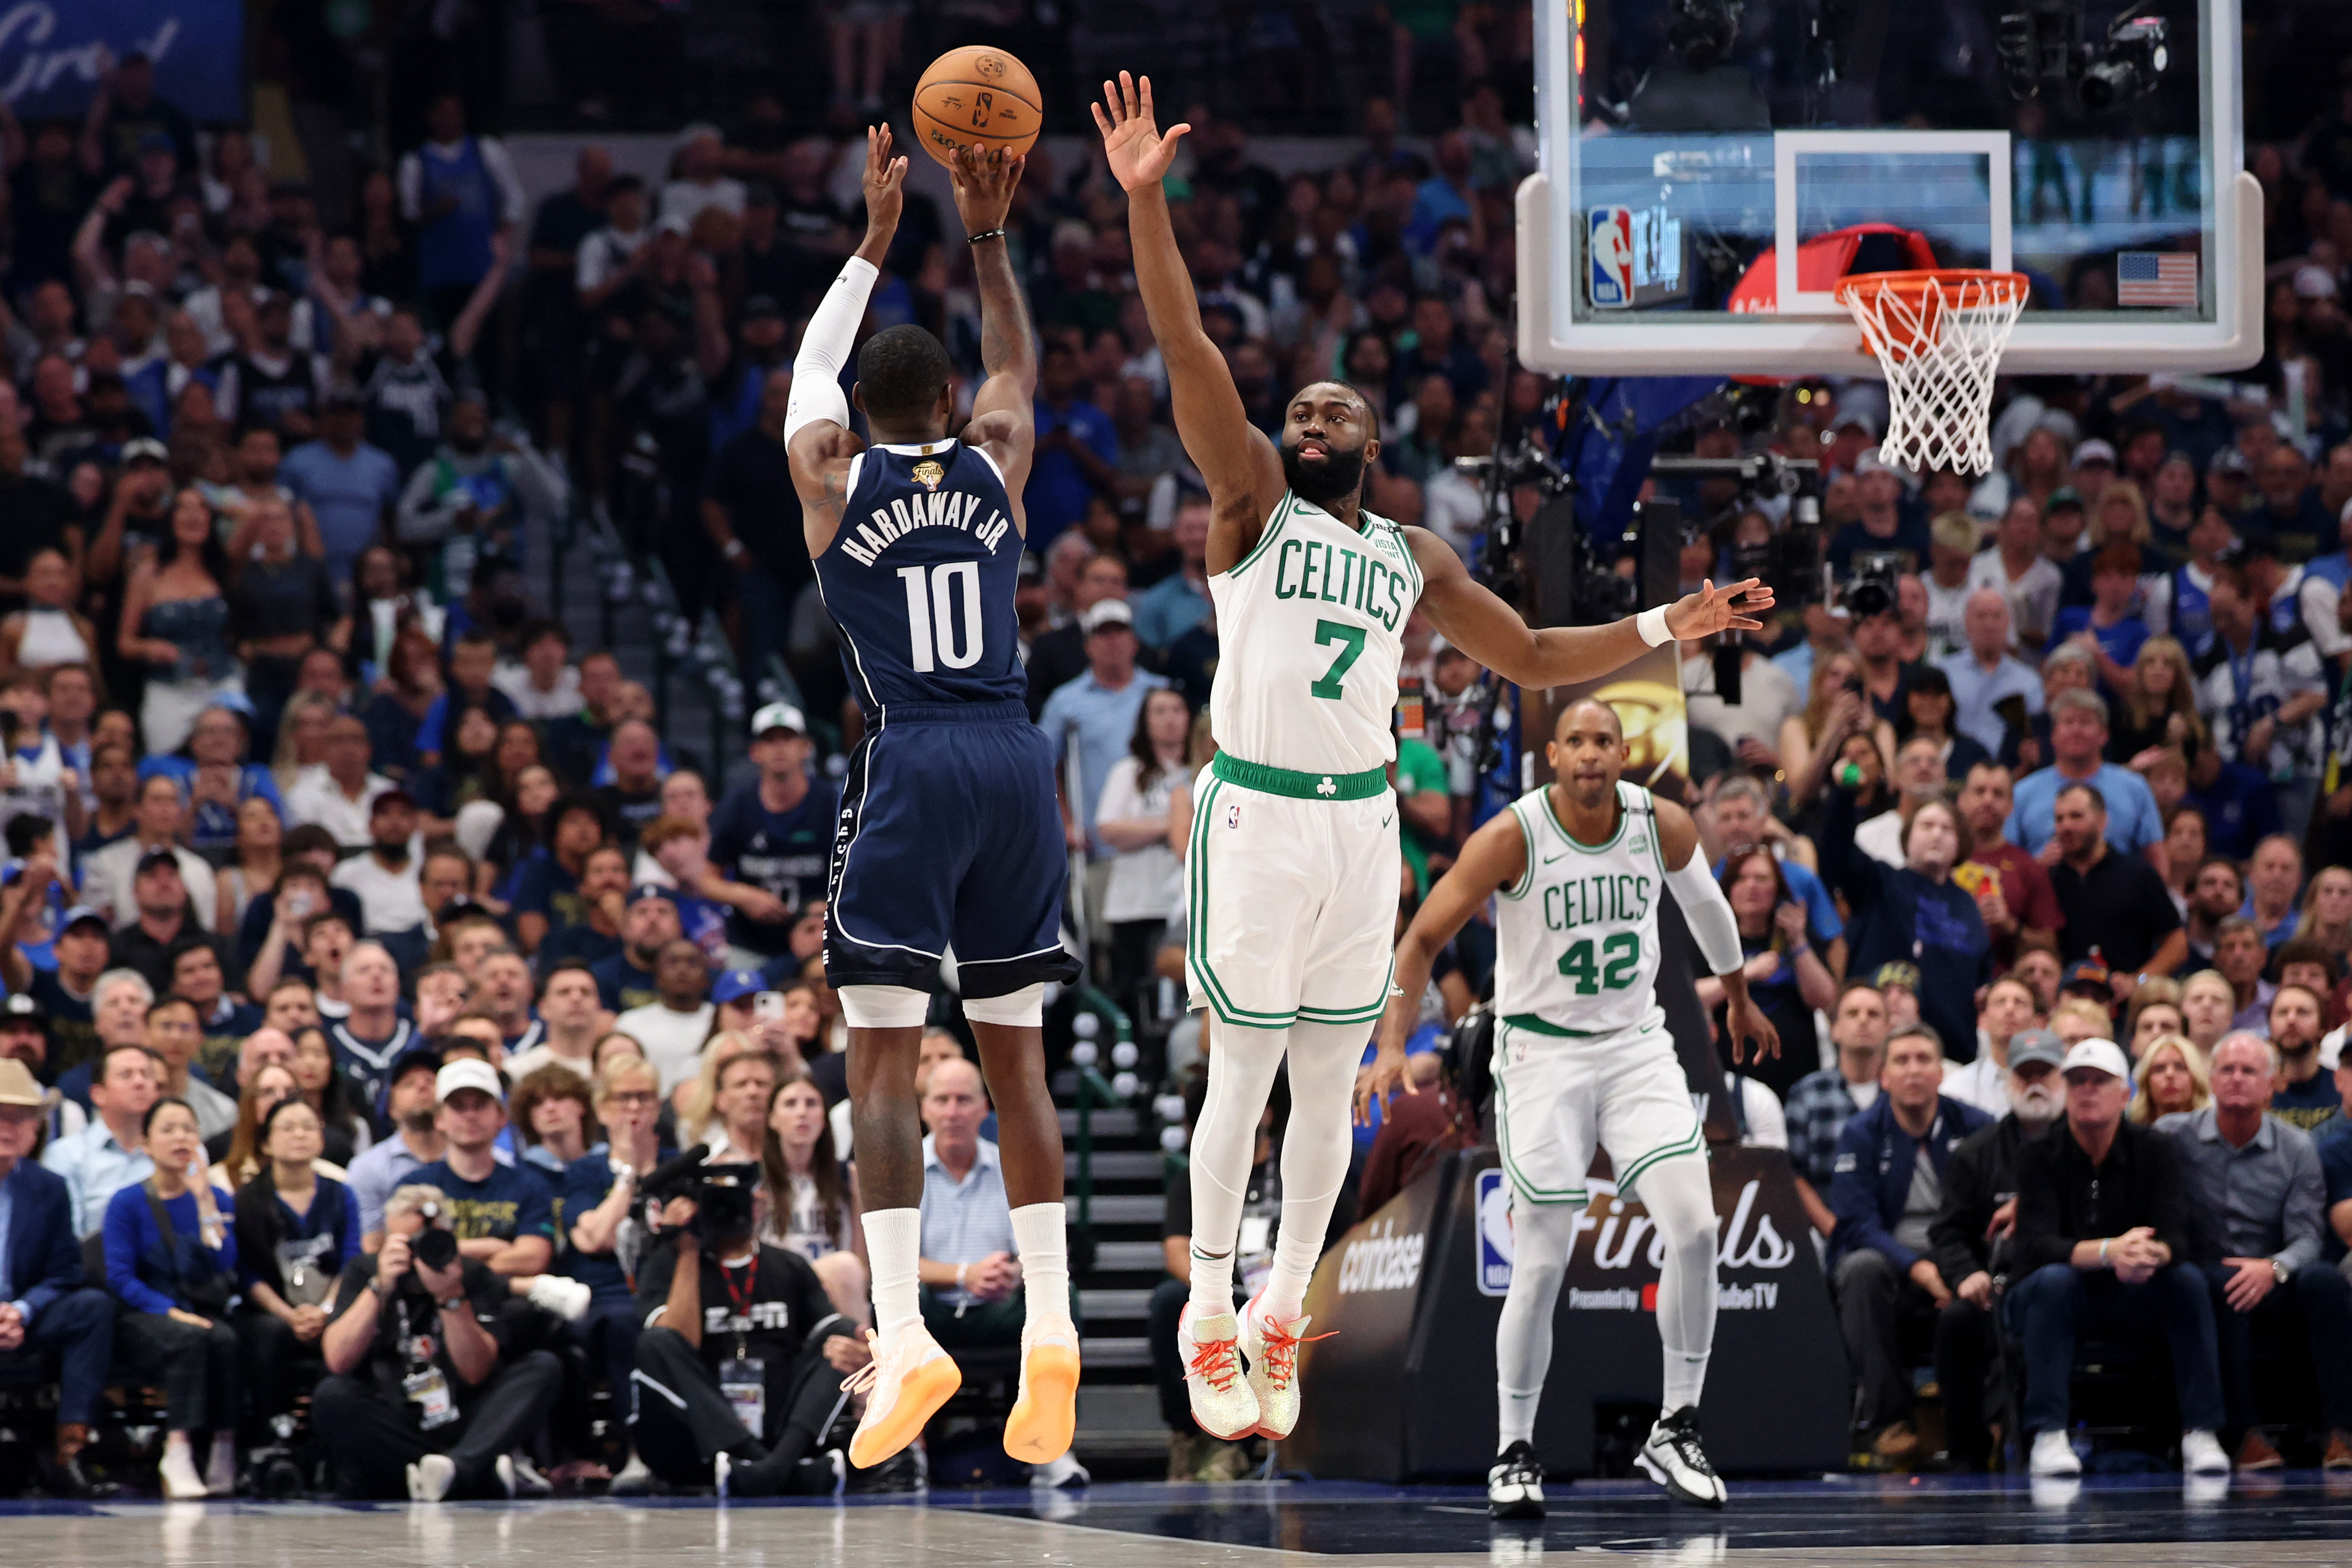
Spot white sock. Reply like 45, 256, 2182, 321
1010, 1202, 1070, 1325
1662, 1349, 1711, 1418
1258, 1020, 1371, 1324
865, 1207, 922, 1339
1498, 1384, 1542, 1448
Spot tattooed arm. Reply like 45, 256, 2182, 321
953, 146, 1038, 530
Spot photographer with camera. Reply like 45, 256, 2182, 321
313, 1182, 565, 1499
628, 1156, 869, 1496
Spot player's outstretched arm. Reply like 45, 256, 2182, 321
1356, 810, 1528, 1125
1408, 530, 1773, 689
788, 125, 908, 554
1654, 798, 1780, 1065
1094, 71, 1283, 559
952, 145, 1039, 522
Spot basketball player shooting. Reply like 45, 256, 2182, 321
1093, 71, 1774, 1448
785, 126, 1084, 1472
1363, 698, 1779, 1516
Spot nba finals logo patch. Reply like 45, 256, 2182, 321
912, 460, 946, 491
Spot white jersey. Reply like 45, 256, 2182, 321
1493, 781, 1670, 1038
1208, 492, 1422, 776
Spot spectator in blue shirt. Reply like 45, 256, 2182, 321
1937, 590, 2044, 758
1037, 600, 1170, 854
410, 1060, 557, 1279
1025, 341, 1118, 549
137, 698, 285, 856
704, 703, 836, 960
279, 391, 402, 593
231, 1097, 361, 1447
2182, 736, 2283, 861
1131, 495, 1213, 651
103, 1096, 241, 1498
0, 1057, 117, 1497
2046, 544, 2152, 691
2006, 690, 2167, 865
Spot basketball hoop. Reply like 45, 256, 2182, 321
1833, 270, 2031, 477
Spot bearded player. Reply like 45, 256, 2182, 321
1364, 699, 1780, 1515
1094, 72, 1773, 1447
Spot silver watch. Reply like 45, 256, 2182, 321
2272, 1258, 2291, 1287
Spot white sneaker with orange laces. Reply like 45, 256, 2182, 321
844, 1324, 962, 1470
1178, 1305, 1258, 1440
1238, 1295, 1327, 1442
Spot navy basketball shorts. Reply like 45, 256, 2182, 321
825, 700, 1084, 999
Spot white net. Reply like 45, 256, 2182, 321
1835, 272, 2029, 477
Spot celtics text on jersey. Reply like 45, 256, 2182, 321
1494, 781, 1672, 1038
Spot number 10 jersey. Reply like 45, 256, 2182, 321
1207, 492, 1421, 776
1493, 782, 1672, 1038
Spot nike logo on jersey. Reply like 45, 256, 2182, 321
1542, 851, 1566, 865
1379, 814, 1395, 829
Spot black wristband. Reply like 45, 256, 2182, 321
968, 228, 1008, 245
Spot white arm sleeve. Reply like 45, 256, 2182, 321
1665, 849, 1747, 977
785, 256, 878, 443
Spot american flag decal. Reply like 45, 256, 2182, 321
2117, 251, 2199, 308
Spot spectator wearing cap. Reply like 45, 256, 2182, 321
1926, 1027, 2070, 1469
284, 716, 396, 849
0, 1056, 116, 1495
2157, 1031, 2352, 1468
591, 882, 683, 1013
410, 1061, 557, 1278
2040, 487, 2096, 607
1023, 548, 1127, 717
1936, 590, 2043, 759
108, 849, 229, 995
329, 788, 427, 935
137, 697, 284, 856
1038, 598, 1171, 858
6, 898, 108, 1074
2045, 781, 2186, 994
1826, 1024, 1993, 1463
704, 704, 834, 965
0, 994, 79, 1142
502, 961, 604, 1085
82, 774, 220, 935
346, 1047, 446, 1242
2008, 1037, 2226, 1477
1966, 497, 2063, 653
616, 939, 717, 1093
286, 383, 407, 592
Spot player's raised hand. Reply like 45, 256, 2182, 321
860, 124, 909, 246
1091, 70, 1189, 193
948, 143, 1024, 236
1662, 578, 1774, 641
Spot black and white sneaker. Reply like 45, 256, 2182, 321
1488, 1440, 1546, 1520
1636, 1407, 1726, 1508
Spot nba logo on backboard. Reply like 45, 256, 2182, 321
1588, 207, 1634, 309
1475, 1168, 1513, 1295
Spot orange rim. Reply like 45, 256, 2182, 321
1835, 269, 2028, 362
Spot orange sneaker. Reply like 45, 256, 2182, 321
844, 1325, 962, 1470
1003, 1314, 1081, 1463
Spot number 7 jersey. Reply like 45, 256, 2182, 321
1208, 493, 1421, 775
1494, 782, 1670, 1038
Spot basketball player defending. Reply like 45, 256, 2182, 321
787, 129, 1084, 1470
1365, 700, 1781, 1515
1094, 73, 1773, 1446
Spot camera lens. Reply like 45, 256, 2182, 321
413, 1226, 458, 1272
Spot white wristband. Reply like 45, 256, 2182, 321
1636, 605, 1674, 647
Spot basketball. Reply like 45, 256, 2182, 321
911, 46, 1043, 167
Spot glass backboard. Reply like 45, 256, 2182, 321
1517, 0, 2261, 377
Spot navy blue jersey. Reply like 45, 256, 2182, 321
812, 440, 1026, 718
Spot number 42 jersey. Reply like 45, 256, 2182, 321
1207, 492, 1422, 775
1493, 781, 1671, 1038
